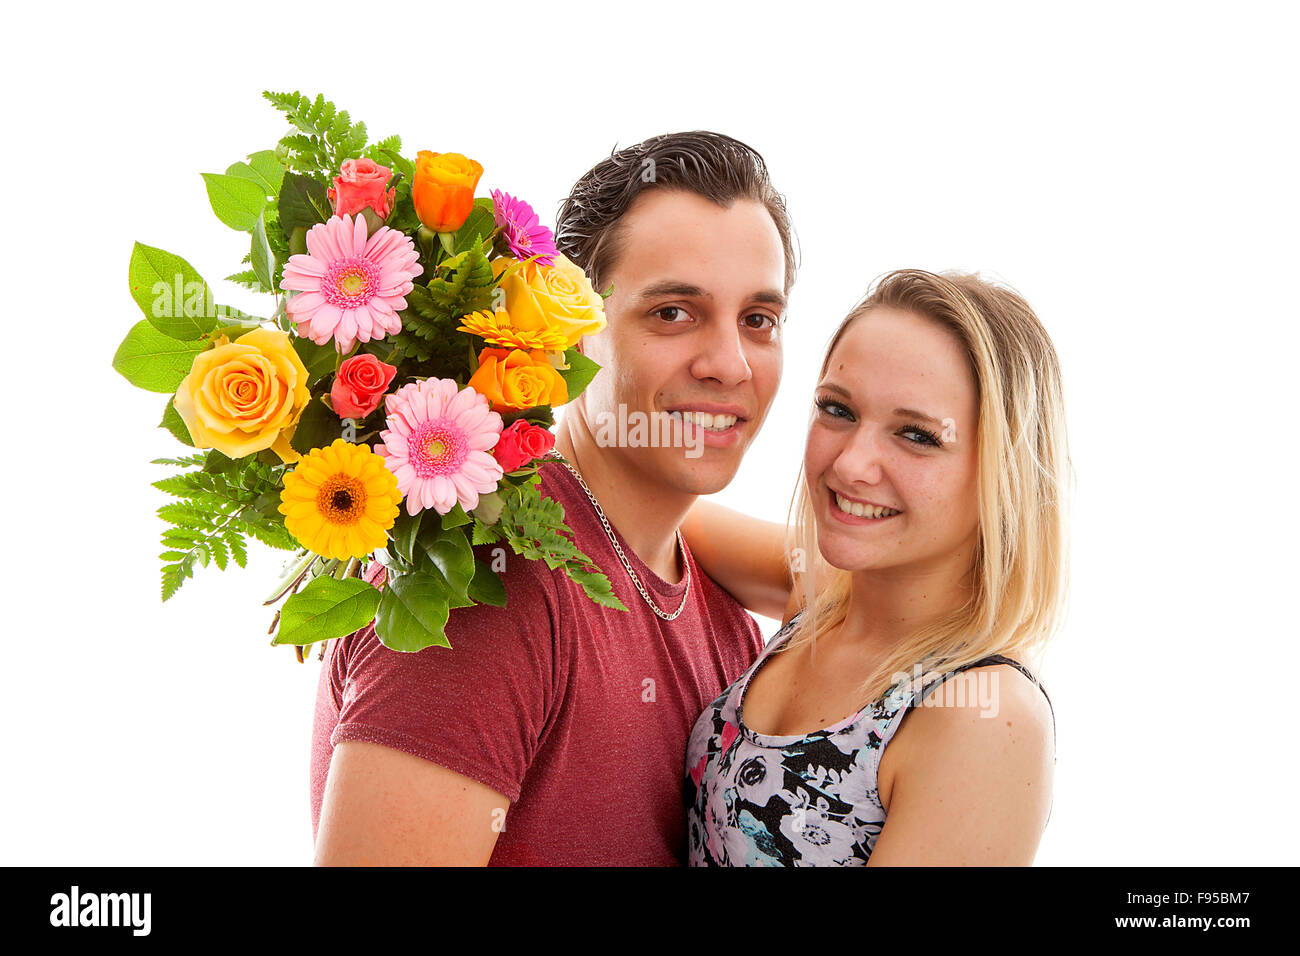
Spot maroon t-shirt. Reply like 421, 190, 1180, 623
309, 461, 764, 865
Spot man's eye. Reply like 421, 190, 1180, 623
742, 313, 777, 332
655, 306, 693, 323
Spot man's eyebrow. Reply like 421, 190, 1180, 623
632, 280, 711, 301
750, 289, 787, 310
630, 282, 787, 311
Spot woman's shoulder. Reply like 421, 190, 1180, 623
904, 657, 1056, 757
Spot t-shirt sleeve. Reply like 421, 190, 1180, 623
329, 553, 560, 804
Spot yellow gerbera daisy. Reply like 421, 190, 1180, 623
278, 438, 403, 560
457, 308, 570, 351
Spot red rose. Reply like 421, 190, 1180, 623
327, 158, 396, 220
493, 419, 556, 472
330, 353, 398, 419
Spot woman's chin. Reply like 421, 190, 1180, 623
815, 535, 891, 574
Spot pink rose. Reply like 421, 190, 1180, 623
331, 353, 398, 419
492, 419, 556, 472
327, 158, 396, 220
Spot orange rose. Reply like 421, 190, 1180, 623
467, 347, 568, 412
411, 151, 484, 233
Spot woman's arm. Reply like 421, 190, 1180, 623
867, 664, 1056, 865
681, 499, 793, 621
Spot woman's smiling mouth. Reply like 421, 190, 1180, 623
830, 489, 902, 521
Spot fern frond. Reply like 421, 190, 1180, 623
264, 91, 375, 179
152, 452, 295, 600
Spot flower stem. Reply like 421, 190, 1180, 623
263, 549, 318, 606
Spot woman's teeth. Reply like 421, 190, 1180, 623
678, 411, 738, 431
834, 494, 900, 519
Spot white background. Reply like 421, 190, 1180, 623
3, 0, 1296, 865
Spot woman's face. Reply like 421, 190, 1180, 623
805, 305, 980, 578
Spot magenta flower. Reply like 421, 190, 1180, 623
374, 378, 504, 516
491, 190, 558, 267
280, 214, 423, 354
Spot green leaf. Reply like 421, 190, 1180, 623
373, 146, 412, 182
264, 91, 371, 177
160, 398, 194, 446
278, 172, 331, 232
558, 349, 601, 402
441, 504, 472, 529
565, 565, 628, 612
226, 150, 284, 196
113, 320, 207, 393
289, 396, 343, 455
413, 524, 475, 604
202, 172, 268, 232
471, 518, 503, 546
274, 575, 382, 646
470, 490, 505, 525
390, 510, 422, 566
291, 335, 337, 386
251, 213, 274, 291
374, 570, 452, 651
224, 269, 268, 293
128, 242, 220, 341
467, 558, 507, 607
203, 450, 240, 474
226, 532, 248, 569
449, 200, 497, 255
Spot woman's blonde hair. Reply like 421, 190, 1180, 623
785, 268, 1072, 705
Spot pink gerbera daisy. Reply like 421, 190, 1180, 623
491, 190, 558, 267
374, 378, 504, 516
280, 214, 423, 354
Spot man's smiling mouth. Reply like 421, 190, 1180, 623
672, 410, 739, 431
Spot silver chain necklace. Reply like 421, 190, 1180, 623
547, 450, 691, 621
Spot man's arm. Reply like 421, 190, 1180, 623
313, 551, 559, 866
681, 499, 791, 620
314, 741, 510, 866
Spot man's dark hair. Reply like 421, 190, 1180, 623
554, 130, 797, 296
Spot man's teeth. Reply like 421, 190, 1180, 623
679, 411, 738, 431
835, 494, 900, 519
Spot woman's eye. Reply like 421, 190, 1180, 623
815, 398, 853, 420
900, 426, 942, 447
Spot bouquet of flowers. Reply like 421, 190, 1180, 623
113, 91, 625, 657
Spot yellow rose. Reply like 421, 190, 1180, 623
492, 253, 607, 351
467, 347, 569, 412
172, 327, 311, 463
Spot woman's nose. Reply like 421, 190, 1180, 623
831, 427, 885, 486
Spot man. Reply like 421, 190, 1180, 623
310, 131, 797, 865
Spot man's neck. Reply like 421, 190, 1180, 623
554, 416, 695, 583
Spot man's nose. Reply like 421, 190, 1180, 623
689, 319, 752, 387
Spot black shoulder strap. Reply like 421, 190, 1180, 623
923, 654, 1057, 756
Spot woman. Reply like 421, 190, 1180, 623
681, 269, 1070, 866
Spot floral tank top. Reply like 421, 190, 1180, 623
684, 616, 1055, 866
